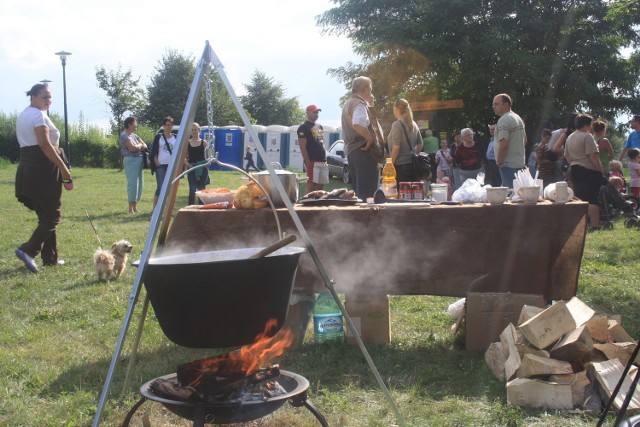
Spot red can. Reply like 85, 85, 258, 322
399, 182, 413, 200
411, 182, 424, 200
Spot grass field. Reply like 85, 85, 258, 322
0, 163, 638, 426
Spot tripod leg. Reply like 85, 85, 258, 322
120, 294, 151, 398
614, 367, 640, 426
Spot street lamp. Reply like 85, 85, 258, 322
55, 51, 71, 166
40, 79, 52, 116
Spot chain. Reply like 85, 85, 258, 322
205, 67, 216, 158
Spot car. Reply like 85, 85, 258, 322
326, 140, 351, 184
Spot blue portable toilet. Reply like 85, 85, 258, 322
211, 126, 242, 170
322, 125, 339, 150
288, 125, 304, 172
242, 125, 267, 169
265, 125, 289, 168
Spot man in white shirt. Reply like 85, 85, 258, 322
492, 93, 527, 188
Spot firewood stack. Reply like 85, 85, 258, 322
484, 296, 640, 413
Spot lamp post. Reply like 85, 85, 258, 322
55, 51, 71, 166
39, 79, 52, 116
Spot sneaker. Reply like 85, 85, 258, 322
15, 249, 39, 273
44, 260, 65, 267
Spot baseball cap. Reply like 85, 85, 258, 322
306, 105, 321, 113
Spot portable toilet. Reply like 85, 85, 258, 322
288, 125, 305, 172
242, 125, 267, 169
265, 125, 289, 168
322, 125, 338, 150
199, 125, 217, 158
211, 126, 242, 170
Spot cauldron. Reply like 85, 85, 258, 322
143, 246, 305, 348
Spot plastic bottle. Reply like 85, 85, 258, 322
381, 157, 397, 199
312, 292, 344, 344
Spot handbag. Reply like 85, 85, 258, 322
400, 122, 431, 180
142, 149, 151, 169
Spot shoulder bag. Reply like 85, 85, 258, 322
400, 122, 431, 180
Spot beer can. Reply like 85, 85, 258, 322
399, 182, 413, 200
411, 182, 425, 200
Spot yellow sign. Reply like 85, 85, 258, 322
410, 99, 464, 111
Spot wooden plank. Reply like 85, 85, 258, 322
506, 378, 573, 410
519, 301, 577, 350
516, 354, 573, 378
550, 325, 594, 362
485, 341, 507, 381
586, 359, 640, 413
566, 297, 595, 327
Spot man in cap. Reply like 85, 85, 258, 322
297, 105, 327, 192
619, 115, 640, 162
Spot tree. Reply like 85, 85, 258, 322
95, 64, 146, 135
240, 70, 304, 125
142, 49, 243, 128
319, 0, 640, 138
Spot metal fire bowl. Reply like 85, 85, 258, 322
141, 370, 310, 424
143, 247, 305, 348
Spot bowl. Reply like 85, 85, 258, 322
196, 189, 234, 205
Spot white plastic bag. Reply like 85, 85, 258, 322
452, 178, 486, 203
447, 298, 466, 320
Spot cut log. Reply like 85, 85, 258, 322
515, 353, 573, 378
586, 359, 640, 414
550, 325, 594, 362
594, 342, 640, 366
608, 320, 634, 343
500, 323, 521, 381
585, 316, 610, 343
506, 378, 573, 410
549, 371, 591, 406
519, 301, 577, 350
518, 305, 545, 326
515, 343, 550, 360
566, 297, 595, 327
485, 341, 507, 381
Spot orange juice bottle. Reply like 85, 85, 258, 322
381, 158, 397, 199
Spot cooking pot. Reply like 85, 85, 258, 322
143, 246, 305, 348
251, 167, 305, 207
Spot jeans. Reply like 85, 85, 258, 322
499, 166, 523, 189
188, 168, 209, 205
123, 156, 144, 202
155, 164, 168, 197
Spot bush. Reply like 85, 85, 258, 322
0, 112, 19, 162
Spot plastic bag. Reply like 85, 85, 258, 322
452, 178, 487, 203
447, 298, 466, 320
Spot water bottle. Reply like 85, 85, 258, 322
381, 157, 397, 199
313, 292, 344, 344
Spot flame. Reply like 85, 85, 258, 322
187, 319, 293, 387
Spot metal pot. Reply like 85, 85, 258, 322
252, 168, 304, 207
142, 246, 305, 348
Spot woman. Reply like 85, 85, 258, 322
15, 83, 72, 273
150, 116, 177, 208
592, 120, 614, 177
565, 113, 603, 229
435, 139, 454, 181
183, 122, 210, 205
387, 98, 422, 185
453, 128, 484, 183
120, 115, 147, 214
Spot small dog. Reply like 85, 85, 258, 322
94, 240, 133, 282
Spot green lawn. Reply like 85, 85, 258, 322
0, 164, 637, 426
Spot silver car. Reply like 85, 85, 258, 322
326, 140, 351, 184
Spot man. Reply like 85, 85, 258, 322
484, 124, 501, 187
297, 105, 327, 192
422, 129, 439, 183
341, 76, 380, 199
492, 93, 527, 188
619, 115, 640, 161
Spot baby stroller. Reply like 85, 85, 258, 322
598, 182, 638, 230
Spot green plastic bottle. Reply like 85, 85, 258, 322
312, 292, 344, 344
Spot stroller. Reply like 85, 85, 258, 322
598, 182, 638, 229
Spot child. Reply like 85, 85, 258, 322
628, 148, 640, 198
609, 160, 626, 191
244, 146, 259, 172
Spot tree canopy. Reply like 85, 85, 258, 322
319, 0, 640, 137
95, 64, 146, 135
240, 70, 304, 125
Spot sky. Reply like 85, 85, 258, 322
0, 0, 359, 130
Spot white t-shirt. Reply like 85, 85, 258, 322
630, 160, 640, 188
157, 134, 176, 165
16, 106, 60, 148
352, 103, 370, 128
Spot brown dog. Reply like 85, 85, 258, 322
93, 240, 133, 282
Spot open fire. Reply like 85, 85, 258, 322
150, 319, 294, 404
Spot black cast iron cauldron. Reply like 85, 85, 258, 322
143, 246, 305, 348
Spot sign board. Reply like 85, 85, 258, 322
410, 99, 464, 111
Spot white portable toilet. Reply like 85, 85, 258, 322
288, 125, 305, 172
321, 125, 336, 150
265, 125, 288, 167
242, 125, 267, 167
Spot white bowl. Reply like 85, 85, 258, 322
196, 190, 234, 205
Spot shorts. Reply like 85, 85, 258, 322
306, 161, 329, 184
570, 164, 602, 204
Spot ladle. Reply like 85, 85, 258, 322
250, 235, 297, 259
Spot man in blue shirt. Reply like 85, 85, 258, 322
619, 115, 640, 161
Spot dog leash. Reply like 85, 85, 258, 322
85, 211, 104, 250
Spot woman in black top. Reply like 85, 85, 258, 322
185, 122, 210, 205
